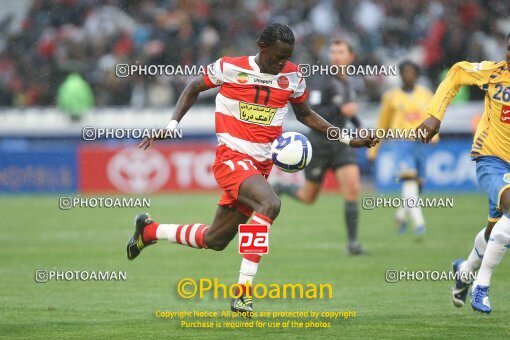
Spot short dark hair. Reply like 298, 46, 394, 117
258, 23, 295, 46
399, 60, 420, 75
330, 38, 354, 54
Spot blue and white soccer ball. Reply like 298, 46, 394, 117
271, 132, 313, 173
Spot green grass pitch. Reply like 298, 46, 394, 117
1, 193, 509, 339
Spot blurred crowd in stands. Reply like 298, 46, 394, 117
0, 0, 508, 110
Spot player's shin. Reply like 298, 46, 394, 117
401, 179, 426, 232
238, 255, 261, 294
143, 222, 209, 249
460, 228, 487, 276
237, 213, 273, 295
395, 206, 407, 222
474, 216, 510, 287
395, 206, 408, 233
345, 201, 359, 245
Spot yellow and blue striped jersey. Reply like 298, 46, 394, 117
426, 61, 510, 162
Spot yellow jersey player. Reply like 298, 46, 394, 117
368, 61, 434, 237
418, 33, 510, 314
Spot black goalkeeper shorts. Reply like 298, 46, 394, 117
304, 133, 358, 184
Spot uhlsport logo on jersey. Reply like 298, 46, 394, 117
238, 224, 269, 254
236, 72, 249, 84
501, 105, 510, 124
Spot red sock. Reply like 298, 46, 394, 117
143, 222, 209, 249
243, 212, 272, 264
142, 222, 159, 243
238, 213, 272, 295
243, 253, 263, 263
175, 224, 209, 248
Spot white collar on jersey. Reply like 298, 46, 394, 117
249, 54, 282, 77
249, 55, 261, 73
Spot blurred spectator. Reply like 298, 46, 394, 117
56, 72, 93, 121
0, 0, 508, 108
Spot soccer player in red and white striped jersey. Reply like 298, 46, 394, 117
128, 23, 378, 313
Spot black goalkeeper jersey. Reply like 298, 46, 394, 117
306, 73, 357, 130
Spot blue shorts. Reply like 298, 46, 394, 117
476, 156, 510, 221
385, 140, 426, 179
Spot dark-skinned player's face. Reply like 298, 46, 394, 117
401, 64, 418, 87
258, 40, 294, 75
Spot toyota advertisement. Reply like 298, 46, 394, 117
0, 138, 478, 194
79, 144, 218, 193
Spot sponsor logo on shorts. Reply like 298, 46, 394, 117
503, 173, 510, 183
501, 105, 510, 124
239, 102, 276, 125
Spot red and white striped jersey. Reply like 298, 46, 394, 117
204, 55, 307, 162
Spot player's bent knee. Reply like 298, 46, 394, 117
268, 195, 281, 217
343, 183, 360, 200
299, 190, 317, 205
499, 188, 510, 215
259, 195, 281, 219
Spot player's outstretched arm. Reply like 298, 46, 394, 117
417, 60, 502, 144
291, 100, 378, 148
139, 77, 210, 150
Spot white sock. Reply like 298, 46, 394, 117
402, 180, 425, 228
238, 258, 259, 285
475, 216, 510, 287
459, 228, 487, 277
156, 224, 180, 242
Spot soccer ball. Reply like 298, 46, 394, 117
271, 132, 312, 173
